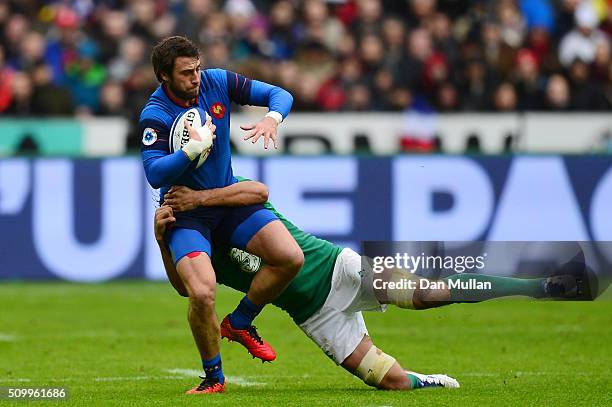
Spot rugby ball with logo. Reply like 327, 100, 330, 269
169, 107, 213, 169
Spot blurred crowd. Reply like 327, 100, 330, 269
2, 0, 612, 128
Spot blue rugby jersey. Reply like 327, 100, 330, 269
139, 69, 293, 193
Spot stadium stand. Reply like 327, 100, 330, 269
1, 0, 611, 152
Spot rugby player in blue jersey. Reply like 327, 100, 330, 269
139, 36, 303, 394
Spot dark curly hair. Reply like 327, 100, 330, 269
151, 36, 200, 83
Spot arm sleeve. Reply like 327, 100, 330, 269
139, 117, 191, 189
224, 70, 293, 119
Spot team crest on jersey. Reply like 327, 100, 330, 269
210, 102, 226, 119
229, 248, 262, 274
142, 128, 158, 146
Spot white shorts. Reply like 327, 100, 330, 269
298, 248, 386, 364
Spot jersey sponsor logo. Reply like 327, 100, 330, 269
229, 248, 262, 274
210, 102, 226, 119
142, 128, 158, 146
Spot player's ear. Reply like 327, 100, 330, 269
160, 71, 170, 82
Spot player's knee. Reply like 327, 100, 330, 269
287, 246, 304, 274
189, 284, 216, 309
273, 244, 304, 277
355, 345, 397, 389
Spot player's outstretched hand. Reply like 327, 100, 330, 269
154, 206, 175, 242
241, 116, 278, 150
164, 186, 202, 212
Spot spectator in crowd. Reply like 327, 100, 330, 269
276, 60, 302, 102
359, 33, 384, 82
302, 0, 345, 54
350, 0, 384, 39
461, 58, 496, 111
408, 0, 437, 27
480, 19, 517, 79
388, 87, 413, 111
514, 48, 545, 110
344, 81, 372, 111
371, 68, 395, 110
497, 0, 527, 49
129, 0, 161, 42
567, 58, 607, 110
14, 31, 46, 71
0, 45, 14, 112
493, 82, 519, 112
107, 36, 147, 82
428, 12, 460, 68
176, 0, 214, 41
435, 82, 461, 112
381, 16, 406, 73
592, 39, 611, 81
559, 2, 608, 67
97, 80, 127, 117
400, 28, 434, 92
6, 70, 34, 115
0, 0, 9, 31
31, 62, 74, 116
556, 0, 582, 39
2, 13, 29, 64
64, 39, 106, 114
200, 12, 230, 47
43, 6, 82, 84
94, 9, 131, 64
543, 74, 571, 111
268, 0, 299, 60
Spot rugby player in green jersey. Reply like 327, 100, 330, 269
155, 180, 585, 393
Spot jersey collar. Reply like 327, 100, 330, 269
162, 83, 198, 108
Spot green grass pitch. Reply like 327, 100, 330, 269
0, 282, 610, 406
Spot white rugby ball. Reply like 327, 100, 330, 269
169, 107, 212, 168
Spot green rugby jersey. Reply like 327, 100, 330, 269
212, 201, 342, 324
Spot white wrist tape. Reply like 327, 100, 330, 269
355, 345, 396, 387
265, 111, 283, 125
182, 139, 205, 160
182, 126, 213, 161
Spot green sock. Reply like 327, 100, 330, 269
443, 273, 545, 302
407, 373, 420, 389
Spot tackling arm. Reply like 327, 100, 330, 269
163, 181, 269, 211
153, 206, 188, 297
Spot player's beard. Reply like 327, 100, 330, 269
167, 80, 199, 102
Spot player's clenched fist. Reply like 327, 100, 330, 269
241, 116, 279, 150
154, 206, 176, 241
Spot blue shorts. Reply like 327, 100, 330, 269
167, 204, 277, 264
